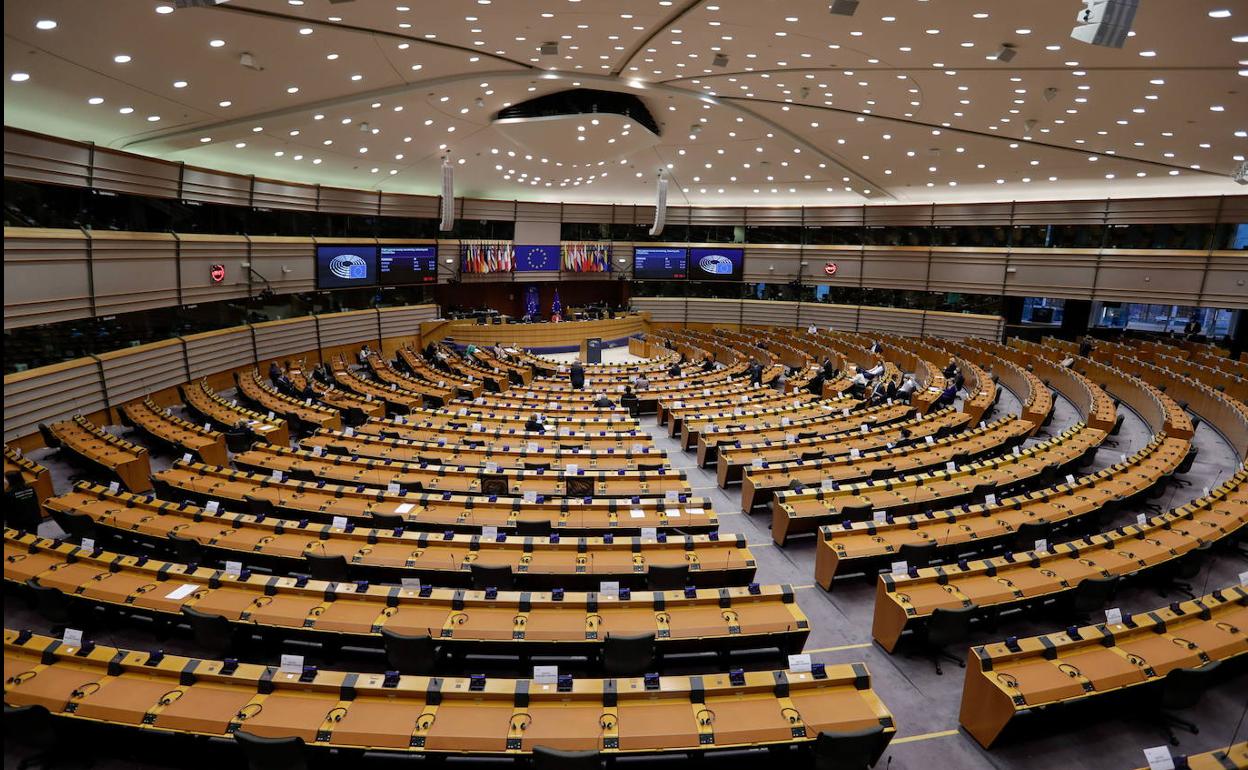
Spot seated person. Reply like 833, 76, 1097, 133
942, 359, 959, 379
848, 367, 870, 398
806, 372, 825, 396
701, 357, 715, 373
592, 392, 615, 408
864, 362, 885, 380
268, 361, 283, 385
773, 368, 788, 393
668, 361, 682, 378
934, 382, 959, 408
896, 375, 918, 403
524, 414, 546, 433
633, 373, 650, 391
620, 386, 640, 416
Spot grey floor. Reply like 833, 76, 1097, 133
6, 384, 1247, 770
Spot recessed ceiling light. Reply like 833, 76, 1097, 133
209, 39, 225, 48
1208, 9, 1231, 18
35, 19, 57, 30
119, 106, 134, 114
199, 137, 211, 143
146, 115, 161, 122
173, 80, 188, 88
10, 72, 30, 82
113, 54, 132, 63
155, 5, 174, 13
87, 96, 104, 104
298, 27, 313, 35
218, 100, 232, 107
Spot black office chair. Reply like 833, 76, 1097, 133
896, 540, 939, 570
868, 467, 896, 483
305, 553, 350, 582
647, 564, 690, 591
381, 628, 439, 675
838, 503, 873, 522
1010, 521, 1052, 554
787, 479, 806, 493
168, 533, 204, 565
481, 477, 509, 496
37, 423, 61, 450
244, 495, 277, 517
25, 578, 94, 635
515, 519, 553, 538
566, 477, 594, 498
1168, 447, 1199, 488
1102, 413, 1126, 448
3, 474, 44, 534
182, 606, 240, 657
532, 746, 602, 770
341, 407, 369, 428
601, 632, 657, 677
637, 463, 666, 472
1062, 576, 1120, 623
371, 512, 406, 530
49, 507, 97, 542
916, 606, 976, 675
324, 444, 350, 457
1150, 661, 1223, 746
470, 563, 515, 590
233, 731, 308, 770
4, 703, 62, 770
801, 450, 826, 462
1157, 543, 1210, 600
812, 724, 887, 770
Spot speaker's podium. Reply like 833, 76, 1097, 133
581, 337, 603, 364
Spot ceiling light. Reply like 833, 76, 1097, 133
10, 72, 30, 82
119, 106, 134, 114
35, 19, 57, 30
114, 54, 132, 63
87, 96, 104, 104
173, 80, 188, 88
1208, 9, 1231, 18
209, 39, 225, 48
155, 5, 174, 13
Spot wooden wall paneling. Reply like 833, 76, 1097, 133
3, 227, 92, 328
631, 297, 686, 323
253, 317, 321, 368
252, 178, 318, 211
685, 297, 740, 326
514, 201, 562, 223
1010, 199, 1106, 226
2, 128, 93, 187
862, 246, 930, 291
182, 326, 255, 385
179, 167, 252, 207
928, 247, 1009, 294
802, 245, 863, 286
317, 186, 379, 216
864, 203, 933, 227
688, 207, 746, 226
745, 207, 805, 227
379, 305, 438, 356
923, 310, 1005, 340
461, 198, 517, 221
560, 203, 614, 224
1201, 250, 1248, 310
742, 299, 797, 328
803, 206, 865, 227
1094, 249, 1207, 305
177, 233, 250, 304
247, 236, 316, 295
744, 245, 803, 282
1003, 248, 1100, 300
795, 302, 860, 331
315, 310, 380, 353
930, 202, 1014, 226
87, 231, 179, 316
1103, 196, 1223, 224
858, 306, 925, 336
379, 191, 440, 219
97, 338, 187, 409
3, 357, 107, 443
88, 147, 180, 199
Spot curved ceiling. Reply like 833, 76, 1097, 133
3, 0, 1246, 206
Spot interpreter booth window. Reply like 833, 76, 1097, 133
1021, 297, 1065, 326
1092, 302, 1238, 338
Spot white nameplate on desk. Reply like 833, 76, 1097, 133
523, 491, 538, 503
641, 527, 657, 540
205, 501, 220, 513
401, 578, 421, 590
395, 503, 414, 514
481, 526, 498, 540
891, 561, 908, 576
600, 582, 620, 598
533, 666, 559, 685
1105, 607, 1123, 626
279, 654, 304, 674
332, 516, 348, 529
1142, 746, 1175, 770
787, 654, 813, 673
80, 538, 95, 552
630, 509, 645, 519
387, 482, 401, 495
109, 481, 121, 494
183, 453, 194, 464
224, 561, 242, 576
63, 628, 83, 647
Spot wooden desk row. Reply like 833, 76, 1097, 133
48, 417, 153, 494
352, 419, 654, 452
285, 366, 386, 420
815, 434, 1192, 586
746, 415, 1039, 515
329, 365, 434, 413
1131, 744, 1248, 770
236, 370, 341, 432
404, 346, 510, 393
181, 379, 290, 446
2, 626, 896, 758
232, 444, 691, 500
872, 468, 1248, 653
959, 585, 1248, 748
3, 532, 805, 661
44, 484, 756, 588
301, 431, 671, 472
153, 461, 718, 536
4, 445, 53, 507
661, 390, 821, 439
678, 393, 853, 452
391, 348, 482, 399
999, 341, 1118, 431
696, 401, 917, 469
771, 422, 1106, 544
721, 408, 974, 490
120, 397, 229, 467
365, 355, 459, 405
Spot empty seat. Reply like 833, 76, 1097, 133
647, 563, 690, 590
813, 724, 887, 770
601, 632, 657, 677
532, 746, 602, 770
469, 563, 515, 590
233, 731, 308, 770
381, 628, 439, 675
181, 606, 239, 657
515, 519, 553, 537
305, 553, 350, 582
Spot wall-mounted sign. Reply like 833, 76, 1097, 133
823, 261, 839, 276
210, 264, 226, 283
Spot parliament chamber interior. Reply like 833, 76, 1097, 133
3, 1, 1247, 770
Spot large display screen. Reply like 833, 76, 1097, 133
688, 247, 744, 281
379, 245, 438, 284
633, 247, 688, 280
316, 245, 378, 289
515, 245, 561, 272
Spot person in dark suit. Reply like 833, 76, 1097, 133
807, 372, 825, 396
570, 362, 585, 390
268, 361, 282, 385
668, 361, 682, 377
750, 361, 763, 387
524, 414, 545, 433
942, 359, 959, 379
702, 357, 715, 373
934, 382, 959, 408
592, 392, 615, 408
620, 386, 639, 417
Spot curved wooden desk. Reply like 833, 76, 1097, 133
120, 397, 229, 467
49, 417, 152, 494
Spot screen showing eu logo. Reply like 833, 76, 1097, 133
316, 246, 378, 289
688, 247, 744, 281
